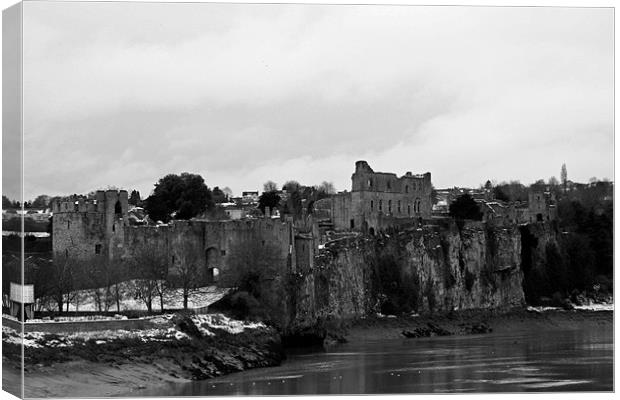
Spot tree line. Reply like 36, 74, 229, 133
2, 241, 206, 315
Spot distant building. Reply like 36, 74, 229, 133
241, 191, 259, 205
223, 206, 247, 220
24, 210, 51, 223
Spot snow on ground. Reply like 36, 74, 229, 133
2, 325, 189, 348
2, 313, 266, 348
527, 303, 614, 313
526, 306, 562, 313
35, 281, 230, 313
192, 314, 265, 335
24, 315, 129, 323
573, 303, 614, 311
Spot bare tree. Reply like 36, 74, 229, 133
263, 180, 279, 192
77, 256, 109, 312
109, 259, 127, 312
316, 181, 336, 199
548, 176, 559, 187
283, 180, 301, 193
171, 241, 204, 310
129, 244, 169, 313
44, 255, 79, 314
561, 163, 568, 192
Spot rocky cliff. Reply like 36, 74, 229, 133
287, 220, 525, 335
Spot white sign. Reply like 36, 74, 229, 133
10, 282, 34, 304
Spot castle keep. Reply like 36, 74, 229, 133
330, 161, 433, 232
52, 190, 317, 283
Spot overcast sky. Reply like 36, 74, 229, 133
9, 2, 614, 201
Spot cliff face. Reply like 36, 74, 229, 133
519, 222, 566, 303
287, 221, 525, 334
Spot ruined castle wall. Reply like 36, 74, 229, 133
53, 189, 320, 295
121, 218, 296, 281
332, 161, 433, 232
331, 193, 352, 230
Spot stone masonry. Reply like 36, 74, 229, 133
52, 190, 318, 284
331, 161, 433, 232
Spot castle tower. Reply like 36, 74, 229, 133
52, 190, 129, 262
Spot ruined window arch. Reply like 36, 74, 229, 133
205, 247, 220, 284
408, 204, 411, 216
368, 179, 373, 189
379, 200, 383, 212
397, 200, 401, 213
388, 200, 392, 213
405, 185, 409, 193
387, 181, 391, 190
67, 221, 71, 229
114, 200, 123, 218
370, 200, 374, 211
95, 244, 102, 254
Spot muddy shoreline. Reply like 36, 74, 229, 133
2, 308, 613, 398
2, 315, 284, 398
341, 307, 613, 342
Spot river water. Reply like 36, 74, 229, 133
145, 325, 613, 395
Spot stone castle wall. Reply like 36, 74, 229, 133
52, 191, 317, 285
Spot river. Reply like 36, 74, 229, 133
143, 324, 613, 395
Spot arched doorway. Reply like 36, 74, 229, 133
205, 247, 220, 284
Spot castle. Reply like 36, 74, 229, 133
51, 161, 556, 284
328, 161, 433, 233
51, 161, 432, 277
52, 191, 318, 283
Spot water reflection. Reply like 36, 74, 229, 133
141, 325, 613, 396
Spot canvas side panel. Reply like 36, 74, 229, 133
2, 2, 24, 399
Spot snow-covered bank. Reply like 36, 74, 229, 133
2, 312, 284, 398
526, 302, 613, 313
2, 313, 268, 348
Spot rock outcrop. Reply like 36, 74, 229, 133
286, 220, 525, 336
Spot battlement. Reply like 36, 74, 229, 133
52, 190, 129, 216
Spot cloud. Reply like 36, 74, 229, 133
18, 3, 613, 200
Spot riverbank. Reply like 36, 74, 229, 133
339, 307, 613, 343
2, 307, 612, 397
2, 313, 284, 398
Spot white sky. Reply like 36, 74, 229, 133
5, 1, 615, 200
